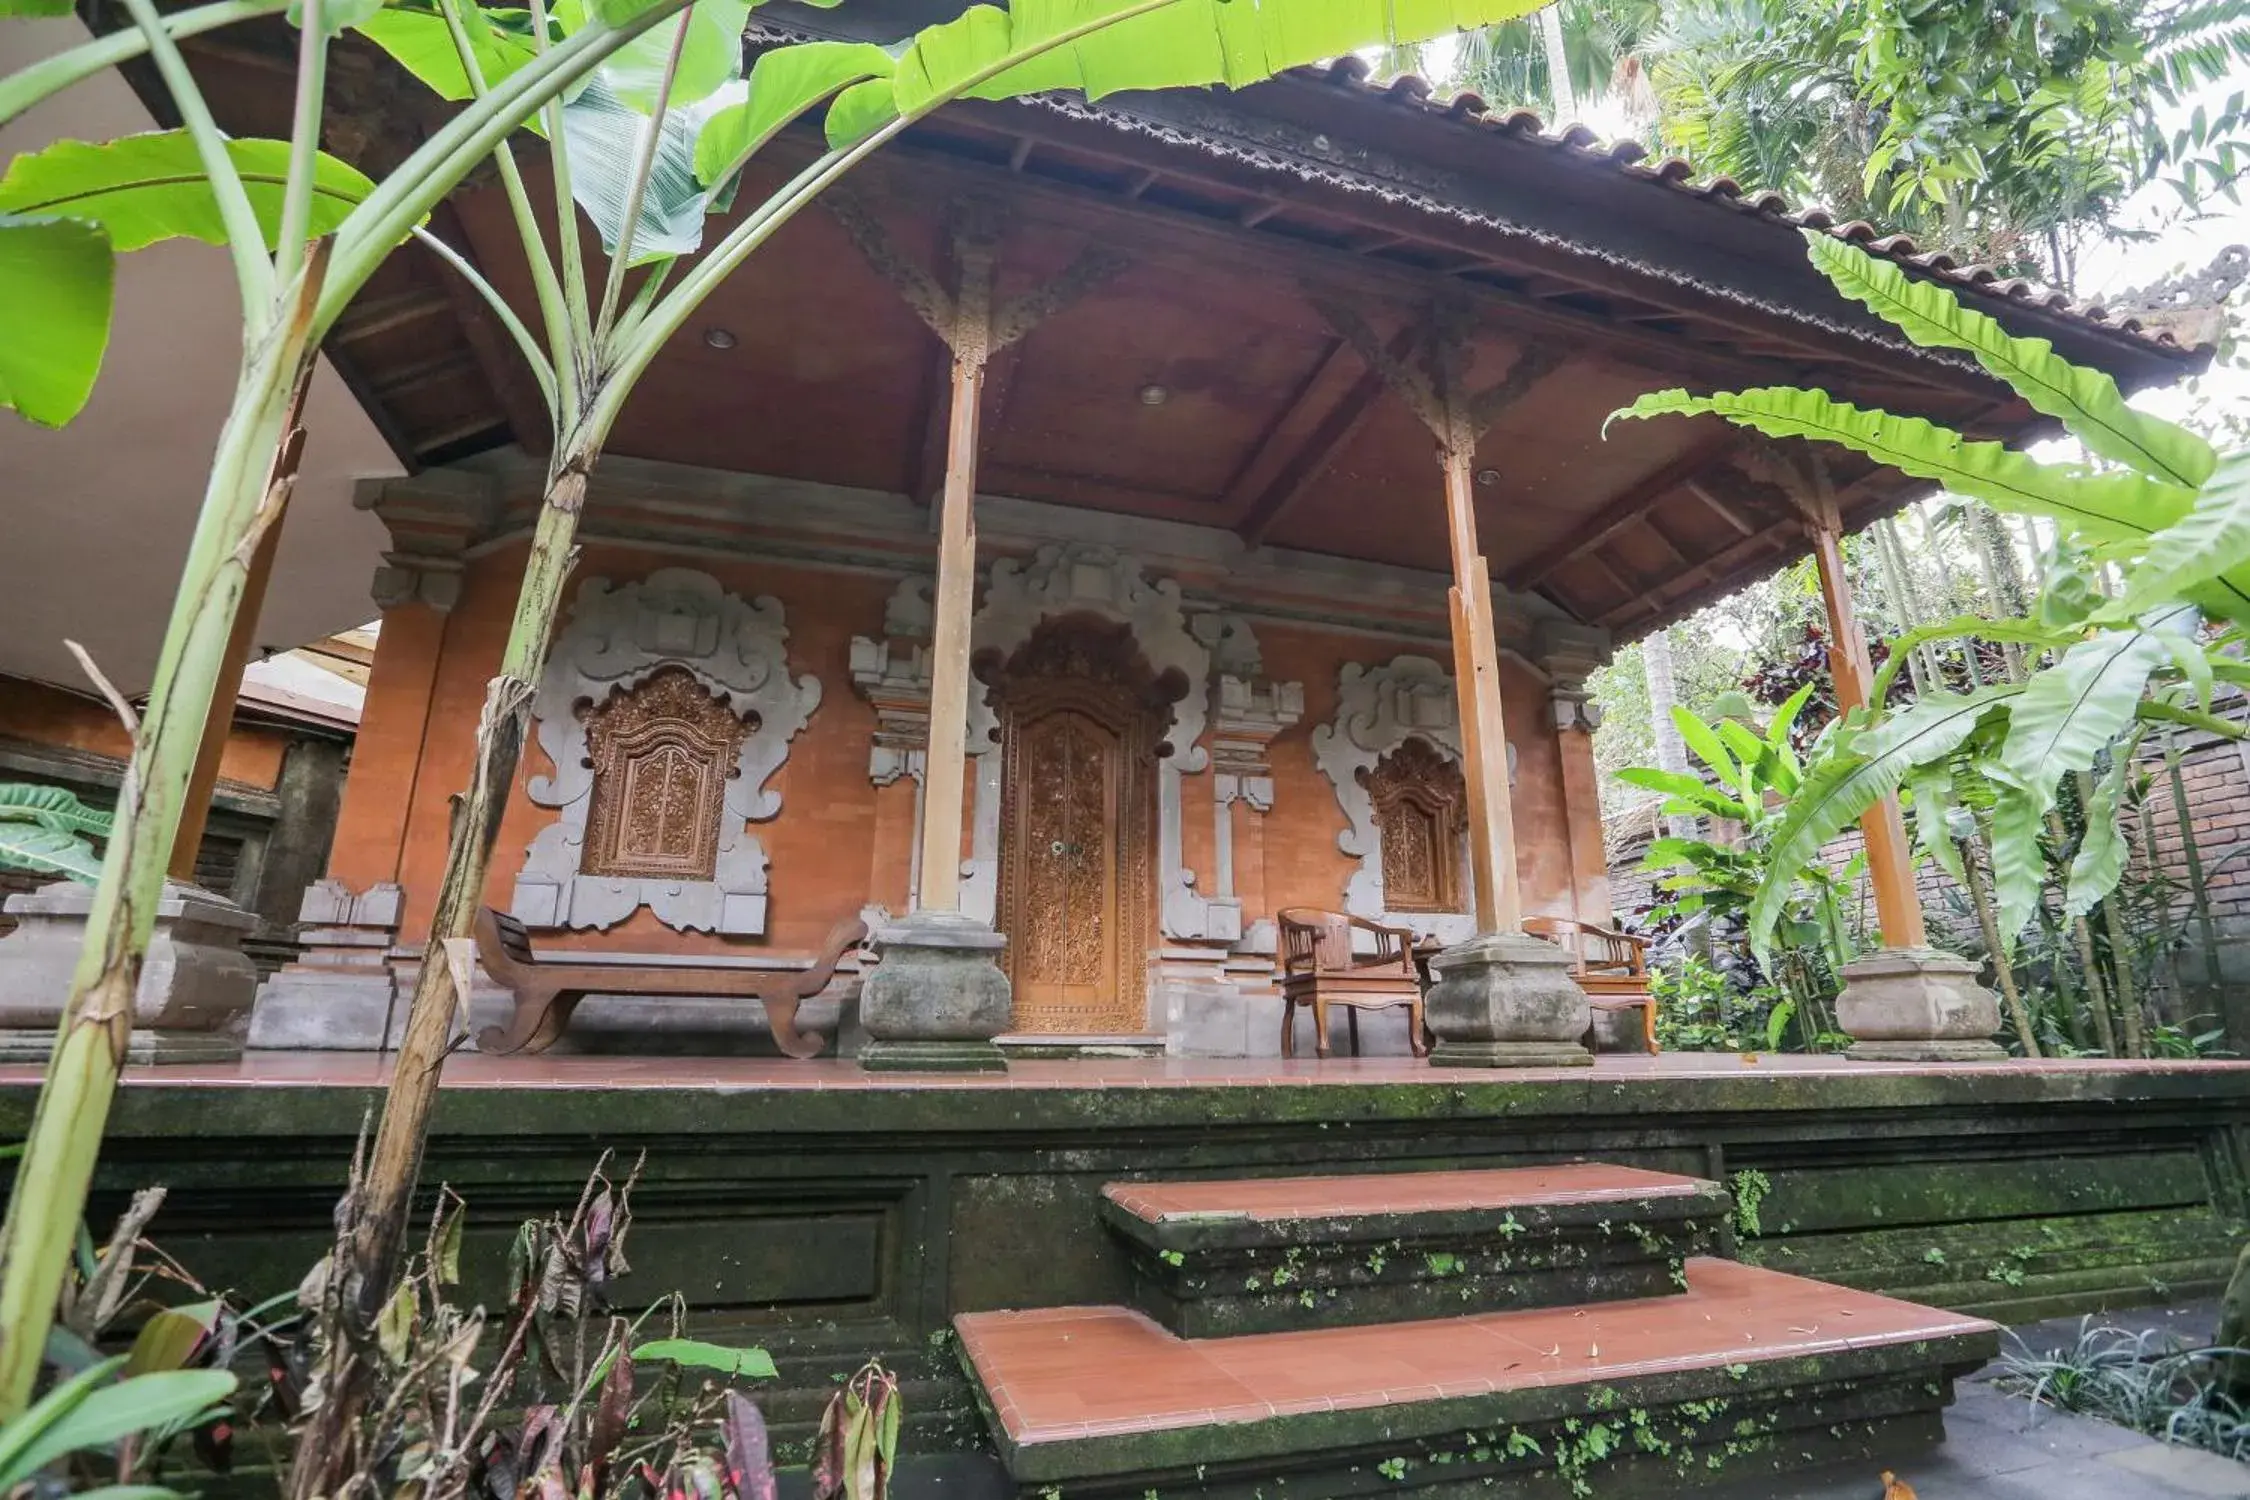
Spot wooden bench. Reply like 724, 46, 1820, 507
472, 907, 869, 1058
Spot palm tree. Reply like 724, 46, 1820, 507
1442, 0, 1663, 122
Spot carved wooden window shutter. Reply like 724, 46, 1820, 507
1362, 735, 1467, 914
579, 666, 755, 883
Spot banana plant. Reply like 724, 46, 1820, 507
0, 784, 112, 885
1611, 230, 2248, 969
1621, 684, 1861, 1047
0, 0, 738, 1415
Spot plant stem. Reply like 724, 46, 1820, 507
0, 249, 327, 1417
2070, 899, 2121, 1056
0, 0, 288, 127
1962, 839, 2042, 1057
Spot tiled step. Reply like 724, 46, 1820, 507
1101, 1164, 1730, 1335
956, 1258, 1998, 1497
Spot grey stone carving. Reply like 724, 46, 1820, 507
511, 568, 821, 934
1312, 654, 1516, 946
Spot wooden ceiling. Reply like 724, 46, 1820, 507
169, 25, 2200, 639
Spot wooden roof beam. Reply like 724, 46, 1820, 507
1684, 477, 1757, 536
1234, 326, 1418, 547
1502, 435, 1739, 591
332, 289, 451, 343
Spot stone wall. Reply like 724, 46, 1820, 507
24, 1065, 2247, 1460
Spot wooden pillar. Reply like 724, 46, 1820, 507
1439, 446, 1522, 933
914, 350, 988, 914
909, 231, 994, 916
1807, 518, 1928, 950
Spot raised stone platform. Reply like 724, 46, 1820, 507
1103, 1164, 1729, 1335
957, 1258, 1999, 1496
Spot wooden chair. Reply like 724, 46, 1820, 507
1522, 915, 1658, 1053
1276, 908, 1428, 1059
472, 907, 868, 1058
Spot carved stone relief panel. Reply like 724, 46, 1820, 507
1312, 654, 1514, 945
1362, 736, 1466, 914
513, 568, 821, 935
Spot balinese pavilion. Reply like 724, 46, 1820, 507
3, 11, 2247, 1495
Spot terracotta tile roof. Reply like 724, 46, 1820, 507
1291, 54, 2205, 355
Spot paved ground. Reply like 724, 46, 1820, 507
1710, 1301, 2250, 1500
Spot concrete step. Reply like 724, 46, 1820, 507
955, 1258, 1999, 1497
1101, 1163, 1731, 1335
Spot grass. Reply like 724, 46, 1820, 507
1996, 1318, 2250, 1462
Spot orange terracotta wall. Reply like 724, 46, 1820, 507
333, 547, 1600, 952
0, 674, 288, 791
1229, 624, 1592, 924
380, 545, 892, 957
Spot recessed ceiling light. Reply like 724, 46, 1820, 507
1138, 383, 1169, 406
1474, 467, 1503, 488
703, 327, 738, 350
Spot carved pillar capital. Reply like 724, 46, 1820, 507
1533, 619, 1612, 732
370, 553, 464, 613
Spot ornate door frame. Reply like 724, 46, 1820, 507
987, 618, 1171, 1032
957, 543, 1231, 959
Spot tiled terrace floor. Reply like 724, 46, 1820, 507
7, 1050, 2243, 1091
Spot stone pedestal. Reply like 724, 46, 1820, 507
0, 880, 258, 1063
1836, 947, 2007, 1062
248, 881, 406, 1049
1423, 929, 1592, 1068
858, 911, 1011, 1073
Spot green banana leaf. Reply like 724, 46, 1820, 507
1746, 686, 2019, 953
0, 131, 373, 251
0, 216, 111, 427
1804, 233, 2216, 489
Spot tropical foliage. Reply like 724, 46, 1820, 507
1613, 230, 2250, 1059
0, 782, 111, 884
1622, 686, 1860, 1051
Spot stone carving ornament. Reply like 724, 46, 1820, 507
1312, 654, 1513, 945
513, 568, 821, 934
966, 543, 1233, 942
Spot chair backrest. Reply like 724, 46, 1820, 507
1277, 908, 1355, 975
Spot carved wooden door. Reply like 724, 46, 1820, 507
993, 619, 1163, 1034
1008, 708, 1126, 1025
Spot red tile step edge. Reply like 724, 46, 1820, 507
956, 1258, 1995, 1451
1102, 1162, 1710, 1225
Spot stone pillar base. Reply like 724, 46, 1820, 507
860, 1038, 1007, 1073
1424, 929, 1593, 1069
858, 911, 1011, 1074
0, 880, 257, 1064
1837, 947, 2006, 1063
248, 882, 406, 1050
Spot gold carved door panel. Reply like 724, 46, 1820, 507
1007, 708, 1123, 1025
991, 618, 1164, 1035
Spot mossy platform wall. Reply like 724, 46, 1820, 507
7, 1064, 2246, 1458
